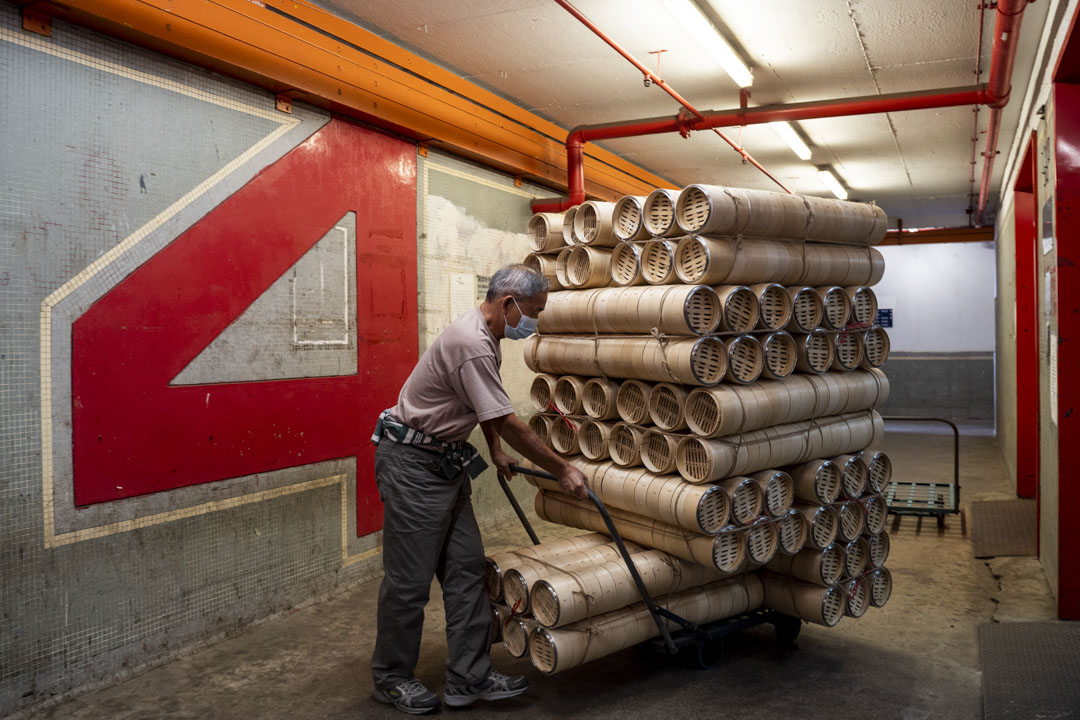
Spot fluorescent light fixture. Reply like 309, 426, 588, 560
818, 168, 849, 200
664, 0, 753, 88
769, 121, 811, 160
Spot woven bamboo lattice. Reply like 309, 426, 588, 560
751, 469, 795, 518
833, 454, 869, 498
760, 572, 847, 627
843, 536, 869, 577
716, 285, 760, 332
529, 575, 763, 674
786, 286, 824, 333
615, 379, 653, 425
555, 247, 572, 287
574, 201, 619, 247
648, 383, 690, 431
485, 533, 611, 601
857, 450, 893, 493
640, 239, 682, 285
861, 326, 891, 369
640, 428, 681, 475
717, 476, 764, 526
766, 544, 845, 585
836, 501, 867, 542
582, 378, 621, 420
675, 411, 886, 483
777, 509, 809, 555
562, 205, 580, 245
868, 531, 890, 568
503, 614, 539, 658
537, 285, 722, 336
753, 283, 794, 331
608, 422, 648, 466
528, 413, 554, 447
816, 286, 852, 331
529, 212, 566, 253
524, 252, 565, 291
642, 188, 684, 237
869, 567, 892, 607
859, 494, 888, 536
577, 419, 616, 460
529, 373, 558, 411
842, 575, 871, 618
832, 329, 865, 371
501, 541, 640, 614
613, 195, 651, 242
524, 335, 729, 386
549, 415, 586, 456
790, 459, 843, 505
610, 242, 647, 287
566, 246, 614, 289
794, 503, 840, 549
794, 329, 836, 374
846, 286, 879, 326
760, 330, 797, 380
724, 335, 764, 385
744, 517, 780, 564
673, 184, 888, 245
553, 375, 588, 415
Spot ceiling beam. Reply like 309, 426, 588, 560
880, 227, 994, 246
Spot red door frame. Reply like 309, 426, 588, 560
1013, 135, 1039, 501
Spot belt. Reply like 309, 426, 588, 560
372, 409, 488, 480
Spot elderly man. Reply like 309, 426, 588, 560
370, 264, 589, 715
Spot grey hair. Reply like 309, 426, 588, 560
486, 263, 550, 301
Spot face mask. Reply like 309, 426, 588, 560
504, 297, 538, 340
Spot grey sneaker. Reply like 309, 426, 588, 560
443, 669, 529, 707
373, 678, 441, 715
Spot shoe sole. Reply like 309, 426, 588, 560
443, 686, 528, 707
373, 690, 439, 715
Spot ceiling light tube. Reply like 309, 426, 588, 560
664, 0, 753, 88
818, 168, 849, 200
769, 121, 811, 160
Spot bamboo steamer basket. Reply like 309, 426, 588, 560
760, 572, 847, 627
553, 375, 588, 415
842, 575, 871, 618
640, 429, 681, 475
861, 326, 891, 368
790, 459, 842, 504
846, 286, 879, 326
562, 458, 731, 533
859, 493, 888, 535
529, 575, 763, 674
490, 604, 506, 644
534, 490, 746, 574
538, 285, 722, 335
752, 283, 794, 331
794, 503, 840, 549
868, 531, 890, 568
869, 567, 893, 608
856, 450, 892, 493
550, 415, 585, 456
794, 329, 836, 373
683, 370, 889, 438
836, 500, 867, 542
715, 285, 760, 332
574, 201, 618, 247
523, 334, 729, 386
529, 413, 555, 448
578, 419, 616, 460
751, 469, 795, 518
531, 549, 723, 628
485, 533, 611, 601
832, 329, 865, 371
832, 453, 869, 498
816, 286, 852, 330
610, 242, 647, 286
801, 244, 886, 286
524, 252, 565, 291
675, 411, 885, 484
501, 541, 637, 614
562, 205, 580, 245
760, 331, 797, 380
777, 509, 809, 556
582, 378, 622, 420
648, 383, 690, 431
555, 247, 573, 288
530, 374, 558, 411
566, 246, 613, 289
766, 543, 845, 585
640, 239, 682, 284
843, 536, 869, 577
724, 335, 764, 385
643, 188, 684, 237
529, 212, 566, 252
785, 286, 824, 333
613, 195, 652, 242
717, 476, 764, 526
503, 614, 539, 658
616, 380, 653, 424
674, 184, 887, 245
744, 518, 780, 565
608, 422, 648, 467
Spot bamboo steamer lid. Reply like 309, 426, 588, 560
790, 459, 842, 504
582, 378, 621, 420
502, 540, 637, 616
861, 326, 891, 368
836, 500, 867, 542
794, 329, 835, 374
524, 252, 565, 291
843, 536, 869, 577
616, 380, 653, 424
760, 331, 797, 380
554, 375, 588, 415
613, 195, 652, 241
777, 509, 808, 555
485, 533, 612, 601
550, 415, 585, 455
640, 429, 681, 474
643, 188, 683, 237
608, 422, 647, 467
567, 246, 613, 289
724, 334, 764, 385
832, 454, 869, 498
842, 575, 871, 618
816, 286, 853, 330
857, 450, 893, 493
868, 531, 890, 568
562, 205, 580, 245
503, 615, 538, 658
752, 282, 794, 331
785, 285, 824, 332
641, 239, 681, 284
648, 382, 690, 431
555, 247, 573, 287
751, 469, 795, 518
832, 329, 865, 371
578, 419, 616, 460
529, 212, 566, 252
766, 542, 844, 585
760, 572, 847, 627
713, 525, 747, 574
490, 604, 506, 644
869, 567, 893, 607
717, 476, 764, 525
744, 518, 780, 565
716, 285, 760, 332
610, 242, 647, 286
794, 503, 840, 549
528, 413, 555, 447
530, 374, 559, 411
574, 200, 618, 247
846, 286, 879, 326
860, 493, 888, 535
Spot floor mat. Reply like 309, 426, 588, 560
971, 499, 1036, 558
978, 622, 1080, 719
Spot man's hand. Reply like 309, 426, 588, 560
491, 448, 518, 481
558, 464, 589, 500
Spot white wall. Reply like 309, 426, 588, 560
874, 242, 996, 352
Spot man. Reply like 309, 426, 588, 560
370, 264, 589, 715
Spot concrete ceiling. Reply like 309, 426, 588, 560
317, 0, 1052, 228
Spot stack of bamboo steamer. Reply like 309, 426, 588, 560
498, 184, 893, 674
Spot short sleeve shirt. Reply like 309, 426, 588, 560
393, 308, 513, 443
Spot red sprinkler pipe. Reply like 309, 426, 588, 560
976, 0, 1031, 225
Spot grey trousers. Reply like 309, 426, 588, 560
370, 440, 492, 691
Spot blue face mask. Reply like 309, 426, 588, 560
504, 297, 538, 340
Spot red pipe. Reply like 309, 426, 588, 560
976, 0, 1031, 224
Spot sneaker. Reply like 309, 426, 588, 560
443, 669, 529, 707
373, 678, 441, 715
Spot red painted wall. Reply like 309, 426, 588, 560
1013, 184, 1039, 500
71, 118, 417, 536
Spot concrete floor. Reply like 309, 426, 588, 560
19, 421, 1057, 720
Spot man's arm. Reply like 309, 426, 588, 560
480, 413, 588, 499
480, 421, 517, 481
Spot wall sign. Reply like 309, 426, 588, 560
874, 308, 893, 328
